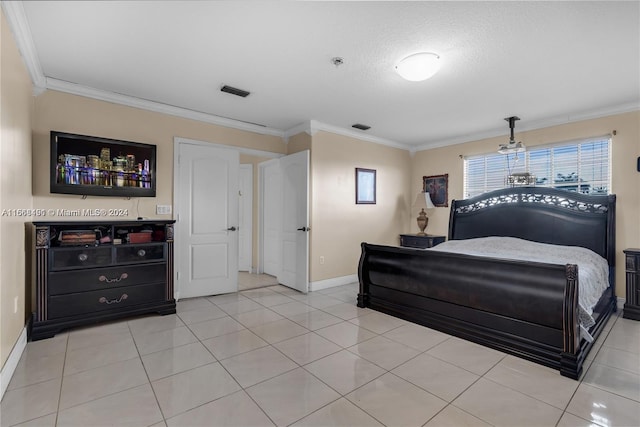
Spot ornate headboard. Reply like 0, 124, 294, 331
448, 187, 616, 267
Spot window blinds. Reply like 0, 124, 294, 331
464, 137, 610, 198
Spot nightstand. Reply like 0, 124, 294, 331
623, 248, 640, 321
399, 234, 445, 249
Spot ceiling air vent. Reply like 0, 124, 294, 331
352, 123, 371, 131
221, 85, 250, 98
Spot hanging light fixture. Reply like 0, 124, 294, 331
498, 116, 526, 154
395, 52, 441, 81
499, 116, 535, 186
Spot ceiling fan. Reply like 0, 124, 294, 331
498, 116, 525, 154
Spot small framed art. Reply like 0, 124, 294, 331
423, 173, 449, 207
356, 168, 376, 204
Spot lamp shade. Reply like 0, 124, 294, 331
413, 191, 435, 210
396, 52, 441, 81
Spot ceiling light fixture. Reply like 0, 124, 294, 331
498, 116, 525, 154
395, 52, 441, 81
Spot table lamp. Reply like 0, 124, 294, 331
412, 191, 435, 235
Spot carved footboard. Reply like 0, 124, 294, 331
358, 242, 588, 379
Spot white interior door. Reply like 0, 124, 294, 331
238, 164, 253, 272
278, 150, 309, 293
176, 142, 239, 298
261, 159, 282, 277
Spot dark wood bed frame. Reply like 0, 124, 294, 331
357, 187, 616, 379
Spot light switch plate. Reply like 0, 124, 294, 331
156, 205, 172, 215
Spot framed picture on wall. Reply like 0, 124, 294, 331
423, 174, 448, 207
356, 168, 376, 204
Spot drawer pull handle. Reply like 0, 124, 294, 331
98, 273, 129, 283
98, 294, 128, 304
78, 253, 88, 262
137, 249, 146, 257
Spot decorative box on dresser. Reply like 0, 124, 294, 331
29, 220, 177, 340
399, 234, 446, 249
623, 248, 640, 320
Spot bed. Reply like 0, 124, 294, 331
357, 186, 616, 379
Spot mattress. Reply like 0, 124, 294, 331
429, 236, 609, 328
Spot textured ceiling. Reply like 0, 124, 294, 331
11, 1, 640, 150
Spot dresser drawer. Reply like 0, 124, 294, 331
47, 282, 166, 319
399, 234, 445, 249
400, 235, 425, 248
48, 263, 166, 295
115, 243, 165, 264
50, 246, 113, 271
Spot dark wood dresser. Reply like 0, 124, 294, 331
399, 234, 446, 249
623, 248, 640, 321
29, 220, 176, 340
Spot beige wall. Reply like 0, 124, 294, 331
287, 132, 312, 155
1, 10, 34, 368
32, 90, 286, 216
411, 111, 640, 298
310, 131, 412, 282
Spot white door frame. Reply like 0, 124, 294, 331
173, 140, 239, 299
258, 162, 268, 274
238, 164, 253, 272
258, 158, 282, 276
173, 137, 283, 298
278, 150, 310, 293
257, 151, 310, 292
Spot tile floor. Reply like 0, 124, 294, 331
2, 282, 639, 427
238, 272, 279, 291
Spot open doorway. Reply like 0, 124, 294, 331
238, 156, 278, 291
258, 150, 310, 293
239, 150, 310, 293
173, 137, 309, 298
238, 163, 279, 291
238, 272, 279, 291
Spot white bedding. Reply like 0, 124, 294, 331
428, 236, 609, 328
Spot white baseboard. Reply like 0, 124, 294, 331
310, 274, 358, 292
1, 326, 27, 400
617, 296, 625, 311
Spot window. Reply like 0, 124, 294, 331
464, 137, 610, 198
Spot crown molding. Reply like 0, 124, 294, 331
174, 136, 284, 159
565, 101, 640, 124
283, 121, 316, 142
46, 78, 285, 138
1, 0, 46, 94
414, 102, 640, 152
284, 120, 413, 152
307, 120, 412, 152
2, 2, 285, 138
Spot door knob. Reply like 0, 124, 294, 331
227, 226, 237, 231
297, 227, 310, 232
